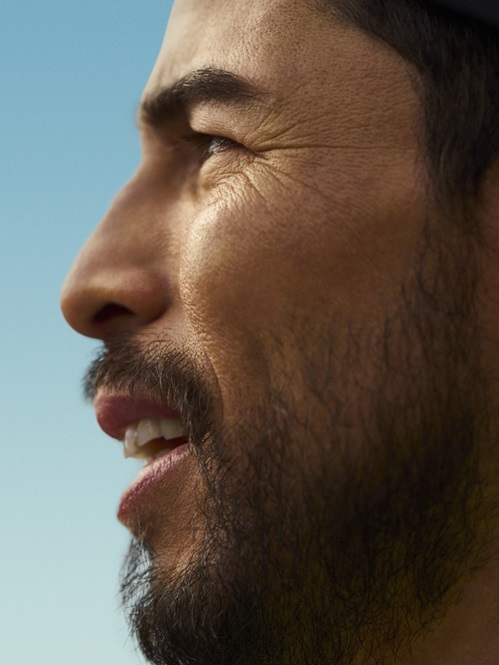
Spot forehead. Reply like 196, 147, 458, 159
145, 0, 409, 104
141, 0, 419, 163
149, 0, 314, 88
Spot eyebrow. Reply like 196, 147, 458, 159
139, 67, 268, 130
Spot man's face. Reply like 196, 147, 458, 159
61, 0, 493, 663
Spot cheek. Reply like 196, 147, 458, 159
179, 191, 306, 344
177, 154, 426, 412
181, 164, 424, 327
178, 191, 306, 402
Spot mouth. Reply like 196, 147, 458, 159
94, 391, 193, 526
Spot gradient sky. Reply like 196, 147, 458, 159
1, 2, 174, 662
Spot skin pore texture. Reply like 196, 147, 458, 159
61, 0, 499, 663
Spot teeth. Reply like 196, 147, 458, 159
159, 419, 185, 441
136, 419, 163, 447
124, 428, 138, 459
123, 418, 186, 460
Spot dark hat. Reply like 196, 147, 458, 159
431, 0, 499, 25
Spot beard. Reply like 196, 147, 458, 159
85, 217, 495, 665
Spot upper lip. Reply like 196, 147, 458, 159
94, 391, 182, 442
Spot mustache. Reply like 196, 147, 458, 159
83, 333, 215, 445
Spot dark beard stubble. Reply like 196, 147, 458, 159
86, 217, 496, 665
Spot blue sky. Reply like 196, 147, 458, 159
1, 2, 173, 662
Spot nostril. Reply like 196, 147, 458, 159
62, 262, 169, 339
93, 302, 134, 326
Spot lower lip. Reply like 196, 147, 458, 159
117, 442, 190, 525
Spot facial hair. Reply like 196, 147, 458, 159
86, 218, 495, 665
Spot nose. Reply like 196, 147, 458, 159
61, 180, 171, 340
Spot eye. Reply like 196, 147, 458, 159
185, 133, 242, 162
205, 135, 239, 157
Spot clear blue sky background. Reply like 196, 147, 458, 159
1, 2, 173, 662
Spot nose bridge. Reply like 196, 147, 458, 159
61, 176, 174, 339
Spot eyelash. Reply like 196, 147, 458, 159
206, 135, 239, 156
186, 133, 240, 161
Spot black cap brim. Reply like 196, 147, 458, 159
431, 0, 499, 26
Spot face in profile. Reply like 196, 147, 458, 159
61, 0, 497, 663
